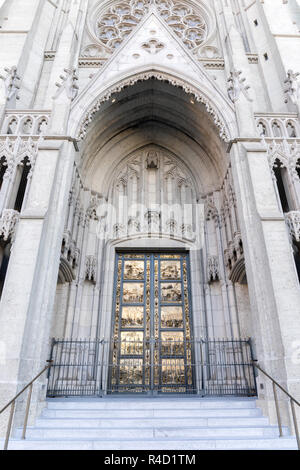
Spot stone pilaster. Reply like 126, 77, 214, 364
230, 139, 300, 427
0, 138, 76, 436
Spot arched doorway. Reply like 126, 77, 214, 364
48, 78, 255, 397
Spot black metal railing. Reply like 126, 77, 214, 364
0, 361, 53, 450
203, 338, 257, 397
47, 338, 257, 397
252, 361, 300, 449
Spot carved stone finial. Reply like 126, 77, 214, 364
0, 66, 21, 101
54, 67, 79, 101
284, 69, 300, 105
227, 69, 252, 103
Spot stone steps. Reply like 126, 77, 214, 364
46, 398, 258, 410
42, 407, 262, 419
3, 397, 298, 450
35, 417, 269, 428
5, 437, 298, 451
15, 425, 289, 440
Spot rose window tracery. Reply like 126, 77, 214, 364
94, 0, 208, 53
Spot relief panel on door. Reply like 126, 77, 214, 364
110, 252, 194, 393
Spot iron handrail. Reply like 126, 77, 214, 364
0, 360, 53, 450
252, 361, 300, 449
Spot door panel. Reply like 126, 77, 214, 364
110, 252, 194, 393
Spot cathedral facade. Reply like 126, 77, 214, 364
0, 0, 300, 437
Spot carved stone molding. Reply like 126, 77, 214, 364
264, 138, 300, 182
0, 136, 40, 184
0, 209, 20, 242
2, 111, 51, 135
255, 115, 299, 141
200, 59, 224, 70
141, 38, 165, 54
44, 51, 56, 61
78, 58, 106, 68
77, 71, 230, 142
285, 211, 300, 243
247, 54, 259, 65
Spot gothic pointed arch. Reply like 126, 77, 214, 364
69, 7, 236, 142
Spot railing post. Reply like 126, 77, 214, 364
273, 381, 283, 437
290, 399, 300, 450
4, 400, 15, 450
22, 383, 33, 440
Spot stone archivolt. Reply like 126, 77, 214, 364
76, 71, 230, 142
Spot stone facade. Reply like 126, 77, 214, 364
0, 0, 300, 436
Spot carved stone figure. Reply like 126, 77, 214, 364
0, 66, 21, 102
227, 69, 252, 103
54, 68, 79, 101
284, 70, 300, 105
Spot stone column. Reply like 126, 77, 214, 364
230, 139, 300, 427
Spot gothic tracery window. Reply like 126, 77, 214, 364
95, 0, 208, 53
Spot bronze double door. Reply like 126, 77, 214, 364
110, 252, 194, 394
